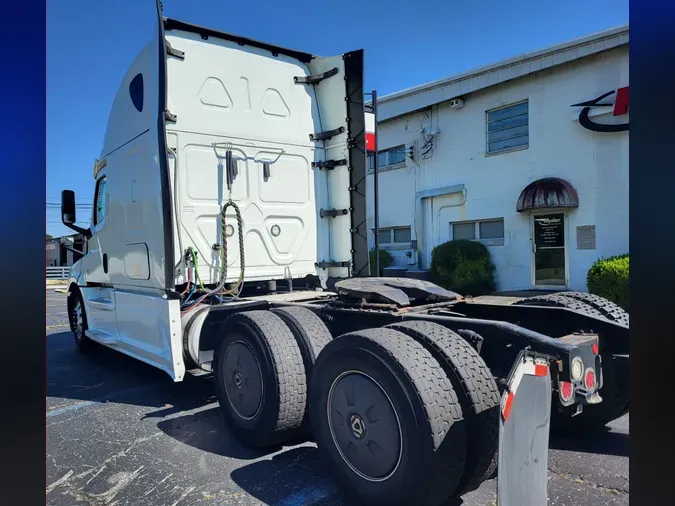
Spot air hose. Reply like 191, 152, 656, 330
181, 148, 246, 313
218, 198, 245, 296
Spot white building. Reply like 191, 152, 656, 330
367, 25, 629, 292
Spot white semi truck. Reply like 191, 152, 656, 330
59, 3, 629, 504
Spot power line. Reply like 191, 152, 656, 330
46, 198, 93, 201
46, 204, 93, 208
47, 219, 90, 222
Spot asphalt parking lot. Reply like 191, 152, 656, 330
47, 289, 629, 505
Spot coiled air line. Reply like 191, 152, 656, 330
181, 146, 245, 314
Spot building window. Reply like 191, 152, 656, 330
452, 222, 476, 240
94, 176, 107, 226
129, 73, 144, 112
486, 100, 528, 154
378, 226, 412, 245
451, 218, 504, 245
368, 145, 406, 172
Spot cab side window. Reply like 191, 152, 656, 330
94, 176, 107, 225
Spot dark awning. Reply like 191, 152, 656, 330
516, 177, 579, 212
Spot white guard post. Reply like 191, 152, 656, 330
497, 350, 552, 506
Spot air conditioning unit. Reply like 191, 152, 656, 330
449, 97, 465, 110
405, 249, 418, 265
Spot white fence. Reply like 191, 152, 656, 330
46, 266, 70, 280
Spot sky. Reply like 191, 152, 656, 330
46, 0, 629, 237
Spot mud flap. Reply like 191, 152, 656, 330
497, 350, 552, 506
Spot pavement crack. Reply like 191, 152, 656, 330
143, 473, 173, 496
58, 466, 145, 505
47, 470, 74, 493
169, 485, 196, 506
549, 469, 629, 495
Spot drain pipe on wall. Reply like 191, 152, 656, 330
414, 185, 467, 269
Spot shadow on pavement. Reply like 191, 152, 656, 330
230, 447, 343, 506
158, 405, 469, 506
229, 445, 465, 506
549, 429, 629, 458
156, 407, 344, 504
156, 407, 272, 460
48, 330, 216, 413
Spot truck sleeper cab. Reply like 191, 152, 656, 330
61, 5, 629, 505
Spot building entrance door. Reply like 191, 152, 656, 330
531, 212, 568, 288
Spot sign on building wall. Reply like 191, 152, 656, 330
571, 86, 629, 132
576, 225, 596, 250
365, 111, 376, 151
534, 216, 564, 248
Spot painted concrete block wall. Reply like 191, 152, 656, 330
367, 46, 628, 291
366, 112, 422, 267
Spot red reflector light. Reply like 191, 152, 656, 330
592, 343, 599, 355
585, 368, 596, 391
502, 392, 514, 422
535, 364, 548, 377
559, 381, 573, 402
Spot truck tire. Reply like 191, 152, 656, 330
68, 289, 97, 353
309, 328, 467, 506
386, 321, 500, 494
271, 306, 333, 435
513, 294, 629, 432
547, 291, 629, 326
513, 294, 605, 319
213, 310, 306, 448
270, 306, 333, 370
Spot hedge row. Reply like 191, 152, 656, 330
369, 248, 394, 276
587, 253, 629, 311
430, 240, 496, 296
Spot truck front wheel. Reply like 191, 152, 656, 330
68, 289, 97, 353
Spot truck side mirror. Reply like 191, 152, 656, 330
61, 189, 92, 238
61, 190, 77, 224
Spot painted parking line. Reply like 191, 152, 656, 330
47, 384, 161, 418
47, 400, 96, 417
46, 324, 70, 330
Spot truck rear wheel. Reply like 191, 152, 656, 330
548, 291, 628, 326
513, 294, 629, 432
213, 311, 306, 448
309, 328, 467, 506
270, 306, 332, 369
386, 321, 500, 494
513, 293, 605, 318
270, 306, 333, 437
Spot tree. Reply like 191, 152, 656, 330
46, 233, 53, 240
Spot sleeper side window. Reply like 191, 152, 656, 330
129, 73, 144, 112
94, 176, 107, 226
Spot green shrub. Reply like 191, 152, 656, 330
587, 254, 629, 311
430, 240, 496, 296
369, 248, 394, 276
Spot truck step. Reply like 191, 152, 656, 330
84, 329, 117, 345
186, 366, 212, 377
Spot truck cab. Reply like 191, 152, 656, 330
62, 8, 367, 381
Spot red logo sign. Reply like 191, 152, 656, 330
571, 86, 629, 132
